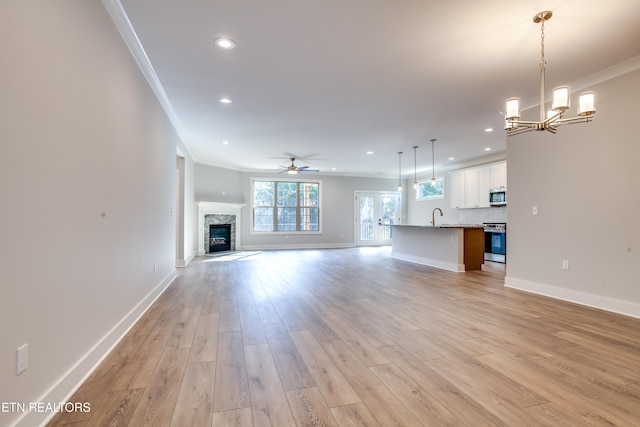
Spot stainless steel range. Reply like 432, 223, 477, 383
484, 222, 506, 263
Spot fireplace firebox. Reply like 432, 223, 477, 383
209, 224, 231, 252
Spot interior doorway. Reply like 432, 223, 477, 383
175, 153, 186, 267
354, 191, 400, 246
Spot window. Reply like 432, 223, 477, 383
416, 177, 445, 200
252, 179, 321, 233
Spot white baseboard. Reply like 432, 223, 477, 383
391, 251, 464, 272
505, 276, 640, 319
16, 270, 177, 427
241, 242, 356, 251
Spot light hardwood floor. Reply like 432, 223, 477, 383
49, 247, 640, 426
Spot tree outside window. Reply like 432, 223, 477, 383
416, 177, 445, 200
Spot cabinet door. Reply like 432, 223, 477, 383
464, 169, 479, 208
477, 166, 491, 208
490, 162, 507, 189
450, 171, 465, 209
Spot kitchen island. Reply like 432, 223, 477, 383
391, 224, 485, 272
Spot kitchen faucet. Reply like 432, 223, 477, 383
431, 208, 443, 226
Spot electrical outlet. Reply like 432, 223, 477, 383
16, 343, 28, 375
562, 260, 569, 270
532, 206, 538, 215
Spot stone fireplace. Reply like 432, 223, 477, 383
197, 202, 245, 255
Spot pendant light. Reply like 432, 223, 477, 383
504, 11, 596, 136
412, 146, 419, 189
430, 139, 436, 186
397, 151, 403, 191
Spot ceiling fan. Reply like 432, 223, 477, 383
280, 157, 319, 174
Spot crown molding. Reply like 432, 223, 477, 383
521, 55, 640, 111
101, 0, 196, 161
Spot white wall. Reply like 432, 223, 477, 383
505, 67, 640, 317
0, 2, 192, 426
195, 163, 244, 204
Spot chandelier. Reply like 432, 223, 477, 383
505, 11, 596, 136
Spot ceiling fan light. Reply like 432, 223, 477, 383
287, 169, 297, 174
578, 92, 596, 116
552, 86, 570, 112
505, 98, 520, 120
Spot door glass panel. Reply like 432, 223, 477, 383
359, 196, 374, 241
380, 196, 395, 240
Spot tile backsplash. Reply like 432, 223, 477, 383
455, 207, 507, 224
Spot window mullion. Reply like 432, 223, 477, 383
273, 181, 278, 232
296, 182, 302, 231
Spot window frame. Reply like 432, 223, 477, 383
415, 176, 446, 201
250, 177, 323, 235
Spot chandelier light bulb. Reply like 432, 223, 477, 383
552, 86, 570, 112
505, 98, 520, 120
578, 92, 596, 116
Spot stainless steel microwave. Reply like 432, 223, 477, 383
489, 188, 506, 206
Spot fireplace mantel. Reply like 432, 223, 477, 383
197, 202, 245, 255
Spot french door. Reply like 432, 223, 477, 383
355, 191, 400, 246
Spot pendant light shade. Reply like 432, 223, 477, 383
430, 139, 436, 186
412, 146, 418, 189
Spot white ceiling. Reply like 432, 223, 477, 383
116, 0, 640, 178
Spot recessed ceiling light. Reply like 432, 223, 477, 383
214, 37, 235, 49
485, 128, 494, 132
219, 97, 232, 104
484, 147, 492, 151
449, 157, 455, 161
366, 151, 374, 155
222, 140, 229, 145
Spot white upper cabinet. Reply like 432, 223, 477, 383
450, 171, 465, 209
477, 166, 491, 208
450, 161, 506, 209
490, 162, 507, 189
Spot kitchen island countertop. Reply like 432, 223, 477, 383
393, 224, 484, 229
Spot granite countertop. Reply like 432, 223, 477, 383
393, 224, 484, 229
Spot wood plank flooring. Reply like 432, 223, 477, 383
48, 247, 640, 426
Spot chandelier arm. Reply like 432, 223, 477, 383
507, 127, 536, 136
508, 119, 542, 126
556, 116, 595, 126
